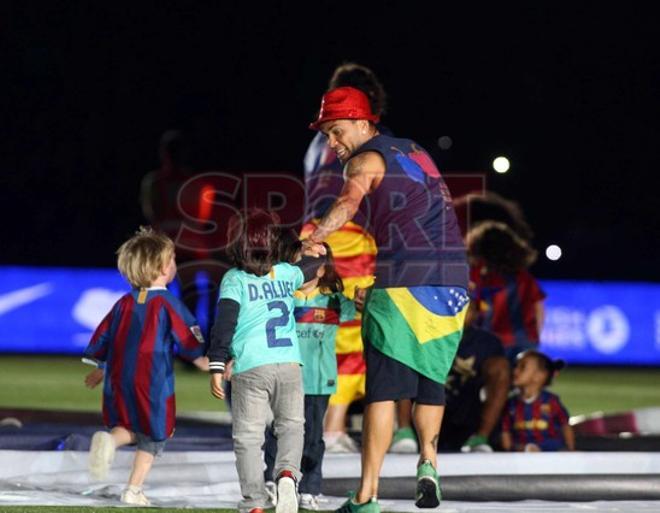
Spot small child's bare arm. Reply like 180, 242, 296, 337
84, 368, 104, 389
562, 423, 576, 451
192, 356, 209, 372
501, 431, 513, 451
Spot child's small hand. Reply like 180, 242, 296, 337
84, 368, 104, 389
210, 373, 225, 400
224, 359, 234, 381
354, 286, 367, 312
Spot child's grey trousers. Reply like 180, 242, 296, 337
231, 362, 304, 512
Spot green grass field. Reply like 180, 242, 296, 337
1, 355, 659, 417
0, 355, 226, 414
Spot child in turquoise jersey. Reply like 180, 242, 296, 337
264, 242, 356, 510
207, 210, 325, 513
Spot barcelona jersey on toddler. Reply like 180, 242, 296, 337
502, 389, 570, 451
84, 288, 205, 441
294, 290, 356, 395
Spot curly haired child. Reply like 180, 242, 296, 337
467, 220, 546, 362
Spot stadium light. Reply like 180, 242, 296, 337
492, 156, 510, 174
437, 135, 453, 150
546, 244, 562, 261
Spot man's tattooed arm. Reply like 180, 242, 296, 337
311, 201, 357, 242
310, 151, 384, 243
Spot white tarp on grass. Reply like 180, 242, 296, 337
1, 450, 660, 511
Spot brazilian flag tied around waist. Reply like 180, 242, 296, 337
362, 286, 469, 383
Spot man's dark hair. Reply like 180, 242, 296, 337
329, 62, 387, 116
226, 209, 282, 276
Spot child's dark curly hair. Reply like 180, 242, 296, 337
468, 220, 538, 275
226, 209, 281, 277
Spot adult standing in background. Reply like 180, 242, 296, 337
141, 130, 218, 341
467, 220, 546, 363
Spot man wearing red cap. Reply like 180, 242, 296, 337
306, 87, 469, 512
301, 63, 389, 459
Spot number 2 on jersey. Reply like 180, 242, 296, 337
266, 300, 292, 347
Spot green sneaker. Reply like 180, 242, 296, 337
460, 434, 493, 453
389, 426, 419, 453
335, 493, 381, 513
415, 459, 441, 508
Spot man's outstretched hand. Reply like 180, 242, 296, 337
301, 239, 327, 258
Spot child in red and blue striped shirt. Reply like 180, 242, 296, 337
468, 221, 546, 364
501, 350, 575, 451
83, 227, 207, 505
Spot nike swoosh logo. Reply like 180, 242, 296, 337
0, 283, 54, 316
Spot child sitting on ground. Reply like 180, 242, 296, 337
83, 227, 207, 506
207, 209, 325, 513
501, 349, 575, 452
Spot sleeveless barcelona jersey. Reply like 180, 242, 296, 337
352, 135, 469, 383
353, 134, 468, 289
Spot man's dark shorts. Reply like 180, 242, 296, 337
364, 336, 445, 405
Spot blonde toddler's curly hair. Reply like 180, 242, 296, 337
116, 227, 174, 288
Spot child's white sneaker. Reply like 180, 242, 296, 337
299, 493, 320, 510
324, 432, 359, 453
121, 485, 151, 506
88, 431, 115, 480
265, 480, 278, 506
275, 470, 298, 513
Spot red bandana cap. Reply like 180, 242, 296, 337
309, 86, 380, 130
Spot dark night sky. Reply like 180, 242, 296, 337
2, 3, 658, 281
